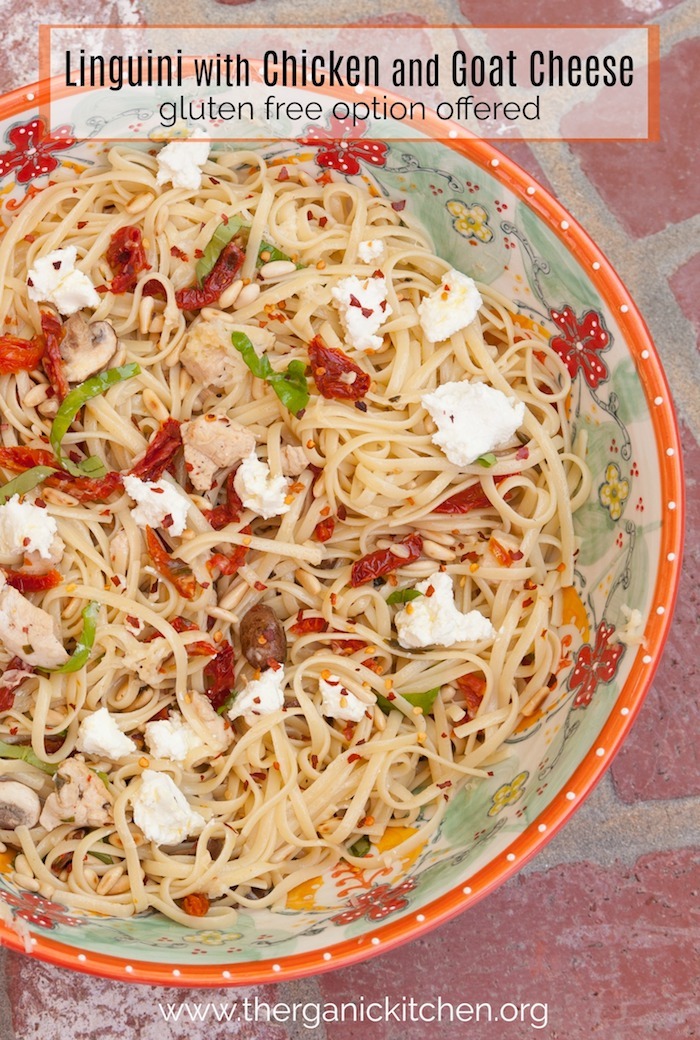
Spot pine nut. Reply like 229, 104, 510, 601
232, 282, 261, 310
259, 260, 297, 280
24, 383, 49, 407
217, 279, 243, 309
294, 568, 321, 596
37, 398, 59, 418
96, 865, 126, 895
126, 192, 155, 215
142, 387, 170, 423
422, 538, 456, 562
138, 296, 154, 335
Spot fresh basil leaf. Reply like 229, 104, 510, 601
231, 333, 309, 417
216, 690, 238, 716
257, 240, 294, 266
50, 364, 141, 477
386, 588, 424, 606
348, 835, 371, 858
375, 686, 441, 717
89, 849, 114, 865
476, 453, 497, 468
196, 217, 247, 285
0, 466, 57, 505
0, 738, 57, 774
49, 601, 100, 674
96, 770, 110, 789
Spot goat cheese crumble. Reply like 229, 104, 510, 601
319, 674, 367, 722
422, 380, 525, 467
155, 136, 211, 191
418, 268, 482, 342
76, 707, 136, 760
331, 274, 392, 351
144, 714, 202, 763
27, 246, 100, 316
227, 666, 286, 724
234, 451, 290, 519
123, 475, 190, 536
132, 769, 205, 846
0, 495, 58, 560
394, 571, 496, 649
357, 239, 385, 262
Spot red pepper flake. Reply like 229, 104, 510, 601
516, 445, 530, 460
310, 754, 319, 769
347, 753, 361, 764
509, 549, 524, 562
314, 516, 336, 542
254, 581, 267, 592
182, 893, 210, 917
194, 248, 204, 259
437, 780, 452, 790
76, 221, 88, 229
337, 503, 347, 521
221, 213, 229, 225
277, 166, 290, 181
209, 176, 220, 185
23, 233, 36, 243
318, 216, 328, 227
391, 199, 406, 211
170, 245, 188, 262
523, 597, 534, 608
524, 578, 537, 591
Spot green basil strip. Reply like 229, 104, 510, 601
49, 363, 141, 478
257, 240, 296, 266
348, 835, 371, 858
476, 453, 497, 468
51, 600, 100, 674
0, 466, 57, 505
195, 217, 247, 285
231, 332, 309, 417
0, 739, 57, 775
386, 588, 424, 606
375, 686, 441, 717
89, 849, 113, 865
216, 690, 238, 716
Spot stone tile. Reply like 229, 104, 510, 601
612, 420, 700, 801
670, 253, 700, 344
571, 37, 700, 238
457, 0, 684, 24
320, 848, 700, 1039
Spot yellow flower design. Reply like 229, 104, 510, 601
446, 200, 493, 243
599, 463, 630, 521
184, 930, 242, 945
488, 770, 528, 816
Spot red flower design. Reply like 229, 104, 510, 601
331, 878, 415, 925
0, 117, 75, 185
299, 116, 388, 176
549, 306, 610, 388
569, 620, 624, 708
1, 889, 83, 930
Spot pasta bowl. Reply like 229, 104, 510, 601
0, 78, 683, 985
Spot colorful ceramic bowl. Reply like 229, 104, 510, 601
0, 79, 684, 985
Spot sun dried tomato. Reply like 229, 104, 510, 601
456, 672, 486, 718
0, 446, 123, 502
313, 516, 336, 542
435, 475, 511, 515
175, 241, 244, 311
40, 310, 68, 400
204, 470, 243, 530
104, 225, 151, 294
0, 334, 45, 374
129, 418, 182, 482
4, 569, 62, 593
289, 615, 329, 636
145, 526, 198, 600
350, 533, 423, 588
308, 336, 371, 400
488, 536, 513, 567
0, 657, 34, 712
181, 892, 210, 917
203, 640, 235, 710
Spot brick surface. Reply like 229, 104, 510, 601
612, 421, 700, 801
457, 0, 684, 24
571, 37, 700, 238
670, 252, 700, 343
319, 848, 700, 1040
6, 955, 296, 1040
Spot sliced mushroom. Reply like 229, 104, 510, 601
60, 314, 119, 382
0, 780, 41, 829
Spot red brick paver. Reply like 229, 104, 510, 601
670, 253, 700, 344
320, 848, 700, 1039
457, 0, 685, 25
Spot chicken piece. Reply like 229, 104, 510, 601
280, 444, 309, 477
190, 691, 234, 754
0, 576, 68, 669
182, 413, 256, 491
60, 314, 119, 383
123, 636, 172, 687
180, 320, 273, 389
39, 758, 113, 830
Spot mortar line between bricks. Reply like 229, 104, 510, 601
523, 772, 700, 873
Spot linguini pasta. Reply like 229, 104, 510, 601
0, 143, 589, 928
